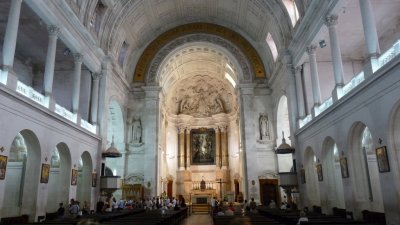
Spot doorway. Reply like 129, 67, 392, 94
259, 179, 279, 206
167, 180, 173, 199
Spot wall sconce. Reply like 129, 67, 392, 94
63, 48, 71, 56
319, 40, 326, 48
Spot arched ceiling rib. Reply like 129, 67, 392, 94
95, 0, 294, 81
133, 23, 266, 83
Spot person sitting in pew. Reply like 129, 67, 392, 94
297, 210, 308, 225
57, 202, 65, 218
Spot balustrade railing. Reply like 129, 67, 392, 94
16, 81, 49, 108
314, 97, 333, 117
192, 181, 215, 190
376, 39, 400, 72
55, 104, 77, 123
81, 119, 96, 134
299, 114, 312, 128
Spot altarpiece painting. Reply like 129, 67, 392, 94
191, 128, 215, 165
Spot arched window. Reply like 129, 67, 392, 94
266, 33, 278, 62
282, 0, 300, 27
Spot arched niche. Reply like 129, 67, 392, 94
276, 95, 292, 172
77, 151, 93, 210
46, 142, 72, 212
348, 122, 383, 214
321, 137, 345, 210
106, 100, 125, 200
303, 147, 320, 208
2, 130, 41, 220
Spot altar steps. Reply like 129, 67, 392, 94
192, 204, 210, 214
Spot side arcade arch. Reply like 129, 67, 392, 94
2, 130, 41, 220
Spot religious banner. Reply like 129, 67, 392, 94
191, 128, 215, 165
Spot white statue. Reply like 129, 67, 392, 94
131, 117, 142, 143
259, 113, 270, 140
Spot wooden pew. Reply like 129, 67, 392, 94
362, 210, 386, 225
0, 215, 29, 225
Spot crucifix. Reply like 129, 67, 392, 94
216, 178, 226, 200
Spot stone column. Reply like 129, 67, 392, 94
1, 0, 22, 76
359, 0, 380, 73
178, 127, 186, 170
72, 53, 83, 113
143, 86, 161, 197
214, 127, 221, 168
294, 66, 306, 118
306, 45, 321, 113
43, 25, 60, 96
325, 14, 345, 100
185, 127, 191, 170
80, 70, 92, 120
90, 73, 101, 124
238, 83, 256, 201
221, 126, 229, 168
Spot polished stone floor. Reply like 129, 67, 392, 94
180, 213, 213, 225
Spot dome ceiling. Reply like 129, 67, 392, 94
98, 0, 296, 81
161, 43, 238, 117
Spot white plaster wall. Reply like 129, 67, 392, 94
53, 70, 73, 110
2, 162, 23, 217
0, 87, 100, 221
165, 123, 178, 194
296, 58, 400, 223
47, 168, 60, 212
228, 119, 240, 191
14, 58, 33, 86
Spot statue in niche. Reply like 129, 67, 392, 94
130, 116, 142, 144
259, 113, 270, 140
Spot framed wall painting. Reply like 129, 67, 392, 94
0, 155, 7, 180
316, 163, 323, 181
191, 128, 216, 165
300, 168, 306, 184
92, 173, 97, 187
71, 169, 78, 185
376, 146, 390, 173
40, 163, 50, 183
340, 157, 349, 178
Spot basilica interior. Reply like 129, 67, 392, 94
0, 0, 400, 224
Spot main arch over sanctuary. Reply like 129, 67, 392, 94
123, 22, 280, 203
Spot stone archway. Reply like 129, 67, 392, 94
2, 130, 41, 220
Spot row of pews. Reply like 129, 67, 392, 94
257, 207, 386, 225
213, 210, 284, 225
0, 208, 188, 225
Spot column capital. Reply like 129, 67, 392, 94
294, 66, 302, 74
306, 45, 317, 55
178, 127, 186, 134
219, 126, 227, 132
91, 73, 102, 81
325, 14, 339, 27
73, 53, 83, 63
47, 25, 60, 36
213, 126, 220, 132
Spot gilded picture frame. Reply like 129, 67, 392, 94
92, 173, 97, 187
316, 163, 323, 181
300, 168, 306, 184
340, 157, 349, 178
191, 128, 216, 165
376, 146, 390, 173
71, 169, 78, 185
40, 163, 50, 183
0, 155, 7, 180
